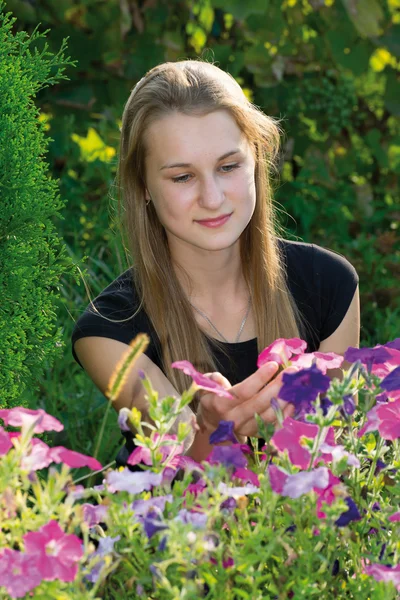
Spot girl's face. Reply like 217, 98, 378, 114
143, 109, 257, 257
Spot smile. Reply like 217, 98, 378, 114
195, 213, 232, 228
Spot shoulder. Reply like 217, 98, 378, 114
277, 237, 359, 287
71, 268, 163, 370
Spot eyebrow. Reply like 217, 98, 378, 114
159, 149, 242, 171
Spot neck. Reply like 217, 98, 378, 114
171, 242, 246, 304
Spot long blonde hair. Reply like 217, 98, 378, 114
109, 59, 307, 411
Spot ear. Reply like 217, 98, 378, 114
144, 188, 151, 201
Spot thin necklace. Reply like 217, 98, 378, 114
190, 295, 252, 344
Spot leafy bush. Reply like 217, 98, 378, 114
1, 334, 400, 599
0, 3, 80, 409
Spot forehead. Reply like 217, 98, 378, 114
144, 110, 249, 164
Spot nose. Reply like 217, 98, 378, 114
197, 174, 225, 210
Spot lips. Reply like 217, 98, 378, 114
195, 212, 232, 224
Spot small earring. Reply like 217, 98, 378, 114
145, 197, 151, 206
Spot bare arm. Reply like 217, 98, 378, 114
73, 337, 197, 453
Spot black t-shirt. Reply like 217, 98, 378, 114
71, 238, 359, 464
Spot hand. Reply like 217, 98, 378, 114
196, 362, 299, 439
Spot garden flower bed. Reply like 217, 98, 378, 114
0, 336, 399, 599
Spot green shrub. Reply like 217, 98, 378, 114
0, 3, 80, 409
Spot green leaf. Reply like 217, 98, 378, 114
341, 0, 384, 38
212, 0, 268, 21
385, 71, 400, 116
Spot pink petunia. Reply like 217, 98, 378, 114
171, 360, 233, 398
314, 471, 345, 518
0, 407, 63, 434
127, 433, 183, 467
389, 512, 400, 522
232, 467, 260, 487
268, 464, 289, 494
290, 351, 344, 374
271, 417, 335, 469
21, 438, 54, 471
364, 563, 400, 590
257, 338, 307, 368
0, 548, 42, 598
23, 521, 83, 583
0, 426, 13, 456
375, 399, 400, 441
50, 446, 102, 471
358, 405, 381, 438
21, 438, 102, 471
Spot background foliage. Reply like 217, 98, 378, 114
3, 0, 399, 467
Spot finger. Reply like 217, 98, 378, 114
230, 361, 280, 403
283, 403, 295, 420
233, 366, 299, 431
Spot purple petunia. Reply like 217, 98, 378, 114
278, 364, 331, 418
380, 366, 400, 394
206, 444, 248, 469
209, 420, 238, 445
344, 346, 392, 372
334, 497, 361, 527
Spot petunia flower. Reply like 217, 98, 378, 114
106, 468, 163, 494
174, 509, 208, 529
344, 346, 392, 372
334, 497, 361, 527
389, 512, 400, 522
217, 481, 260, 498
127, 433, 183, 467
271, 417, 335, 469
232, 467, 260, 487
278, 364, 331, 418
20, 439, 102, 472
81, 503, 109, 527
171, 361, 233, 398
0, 426, 13, 456
50, 446, 102, 471
319, 443, 360, 468
85, 535, 121, 584
0, 548, 42, 598
380, 366, 400, 394
131, 495, 173, 519
257, 338, 307, 368
268, 464, 289, 494
280, 467, 330, 499
358, 405, 381, 438
364, 563, 400, 590
209, 420, 238, 444
375, 398, 400, 440
385, 338, 400, 351
0, 407, 63, 434
314, 471, 345, 518
290, 351, 344, 374
23, 521, 83, 583
206, 444, 248, 469
142, 509, 168, 539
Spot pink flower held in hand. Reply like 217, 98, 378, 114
290, 351, 344, 374
23, 521, 83, 583
257, 338, 307, 368
0, 407, 63, 434
0, 548, 42, 598
172, 361, 233, 398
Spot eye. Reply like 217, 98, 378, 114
171, 163, 240, 184
220, 163, 240, 172
172, 174, 191, 184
